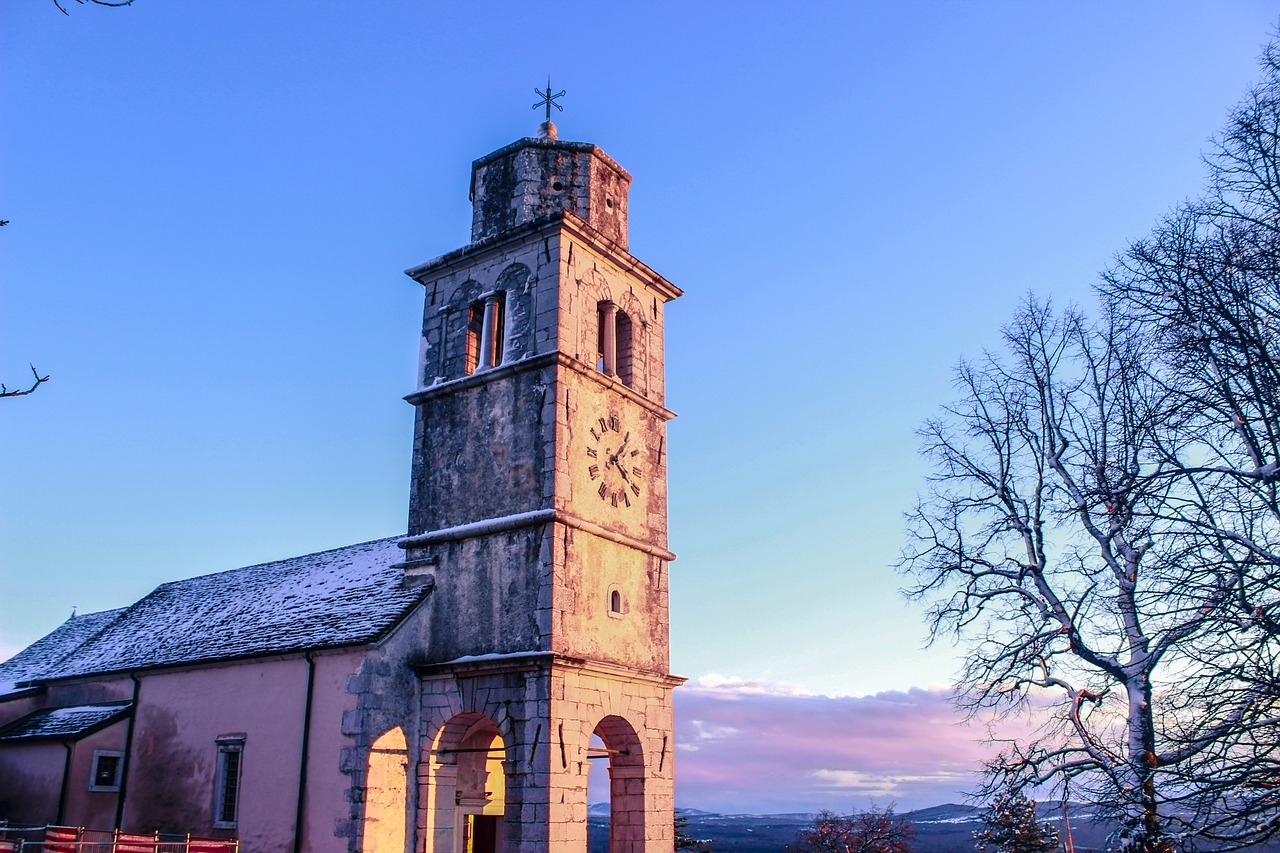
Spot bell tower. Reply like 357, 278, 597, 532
399, 124, 682, 852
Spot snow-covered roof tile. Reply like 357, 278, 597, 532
0, 608, 126, 688
2, 537, 426, 683
0, 702, 132, 742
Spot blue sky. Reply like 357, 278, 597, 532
3, 1, 1278, 812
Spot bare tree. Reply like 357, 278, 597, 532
790, 805, 915, 853
900, 297, 1280, 852
1100, 39, 1280, 625
1081, 39, 1280, 849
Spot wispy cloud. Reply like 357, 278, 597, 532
673, 677, 1034, 814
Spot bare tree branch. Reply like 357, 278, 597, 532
0, 365, 50, 398
52, 0, 134, 15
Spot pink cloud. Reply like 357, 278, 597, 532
672, 678, 1034, 814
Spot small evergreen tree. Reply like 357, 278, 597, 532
675, 814, 715, 851
974, 789, 1059, 853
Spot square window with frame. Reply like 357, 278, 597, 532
89, 749, 124, 792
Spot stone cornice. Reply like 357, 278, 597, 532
414, 650, 685, 689
398, 507, 675, 562
403, 212, 682, 302
404, 351, 676, 421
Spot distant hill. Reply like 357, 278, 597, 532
588, 802, 1113, 852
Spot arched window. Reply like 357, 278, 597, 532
596, 301, 633, 386
610, 589, 622, 614
465, 292, 505, 375
465, 301, 483, 375
615, 310, 633, 386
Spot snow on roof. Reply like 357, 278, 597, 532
0, 701, 132, 742
0, 608, 126, 691
0, 537, 427, 683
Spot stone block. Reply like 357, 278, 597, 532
341, 709, 363, 736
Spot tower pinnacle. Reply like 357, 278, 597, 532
532, 76, 564, 140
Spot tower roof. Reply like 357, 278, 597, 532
469, 136, 632, 249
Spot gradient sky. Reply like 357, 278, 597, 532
3, 1, 1278, 813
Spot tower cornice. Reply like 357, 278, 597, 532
397, 507, 675, 562
404, 351, 677, 422
468, 138, 633, 195
404, 211, 682, 302
413, 650, 685, 689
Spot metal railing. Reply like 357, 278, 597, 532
0, 825, 237, 853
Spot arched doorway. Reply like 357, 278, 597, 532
588, 715, 645, 853
425, 713, 507, 853
362, 727, 409, 853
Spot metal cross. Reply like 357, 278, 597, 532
532, 77, 566, 123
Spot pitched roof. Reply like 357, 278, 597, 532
0, 702, 132, 742
0, 608, 126, 691
0, 537, 426, 684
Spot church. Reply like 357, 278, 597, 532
0, 117, 684, 853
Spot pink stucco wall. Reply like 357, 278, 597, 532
61, 720, 130, 829
0, 741, 65, 824
0, 650, 368, 853
119, 650, 368, 853
299, 652, 363, 853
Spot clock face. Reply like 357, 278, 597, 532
585, 412, 644, 509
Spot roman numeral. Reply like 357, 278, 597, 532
611, 493, 618, 507
590, 428, 599, 441
630, 483, 641, 496
588, 465, 599, 479
586, 448, 597, 458
622, 491, 630, 507
598, 482, 607, 499
632, 467, 643, 479
598, 417, 609, 432
610, 416, 620, 431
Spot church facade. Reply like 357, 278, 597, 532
0, 125, 683, 853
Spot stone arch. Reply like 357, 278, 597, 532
494, 263, 534, 360
577, 268, 613, 367
424, 712, 508, 853
614, 290, 648, 393
440, 279, 487, 380
361, 726, 409, 853
590, 714, 646, 853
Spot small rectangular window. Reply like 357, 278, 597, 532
89, 750, 124, 792
214, 737, 245, 828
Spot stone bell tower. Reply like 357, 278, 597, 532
398, 120, 683, 852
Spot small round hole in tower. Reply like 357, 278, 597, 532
605, 197, 614, 209
551, 181, 564, 192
